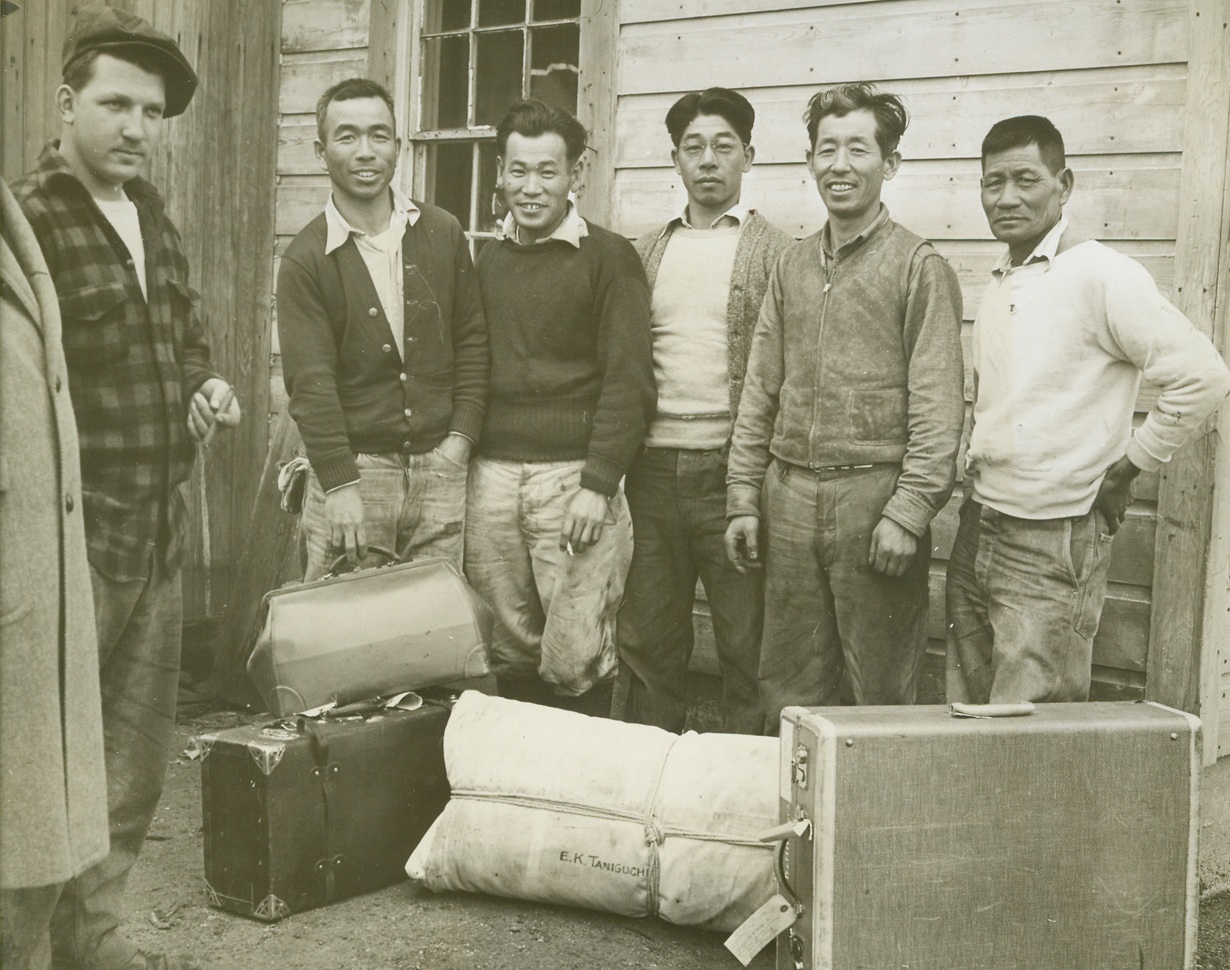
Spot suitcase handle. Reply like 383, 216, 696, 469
324, 545, 400, 578
950, 701, 1036, 719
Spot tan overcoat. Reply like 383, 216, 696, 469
0, 180, 109, 888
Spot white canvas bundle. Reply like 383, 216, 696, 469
405, 691, 779, 931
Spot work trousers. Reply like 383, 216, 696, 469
945, 499, 1115, 703
50, 560, 182, 970
617, 447, 764, 734
464, 458, 632, 698
301, 448, 467, 579
758, 461, 929, 728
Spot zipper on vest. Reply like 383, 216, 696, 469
811, 259, 836, 467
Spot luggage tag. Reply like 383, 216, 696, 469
724, 818, 813, 965
724, 894, 798, 966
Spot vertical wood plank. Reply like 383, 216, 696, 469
1198, 4, 1230, 763
576, 0, 616, 226
1146, 0, 1230, 719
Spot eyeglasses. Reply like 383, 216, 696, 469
678, 139, 746, 160
980, 174, 1049, 195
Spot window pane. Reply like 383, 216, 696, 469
477, 140, 504, 234
422, 34, 470, 129
424, 0, 472, 32
529, 23, 578, 113
478, 0, 525, 27
427, 142, 474, 229
475, 30, 524, 126
532, 0, 579, 21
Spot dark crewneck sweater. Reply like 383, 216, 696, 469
475, 220, 655, 495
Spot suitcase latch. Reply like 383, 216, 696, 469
791, 746, 808, 790
309, 763, 341, 782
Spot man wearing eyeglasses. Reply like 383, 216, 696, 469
725, 83, 964, 727
946, 115, 1230, 705
616, 88, 791, 735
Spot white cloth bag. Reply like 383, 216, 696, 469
405, 691, 778, 931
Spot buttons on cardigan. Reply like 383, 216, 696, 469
368, 307, 379, 317
65, 494, 75, 513
382, 344, 392, 354
404, 408, 413, 418
399, 373, 407, 383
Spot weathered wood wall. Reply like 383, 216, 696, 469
1, 1, 281, 625
607, 0, 1228, 714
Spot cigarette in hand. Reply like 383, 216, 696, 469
201, 387, 235, 447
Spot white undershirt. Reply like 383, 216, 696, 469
353, 219, 407, 357
95, 193, 147, 299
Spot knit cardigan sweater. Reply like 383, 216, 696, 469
277, 201, 488, 492
634, 210, 793, 424
476, 220, 655, 496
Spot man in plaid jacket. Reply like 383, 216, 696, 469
13, 8, 238, 969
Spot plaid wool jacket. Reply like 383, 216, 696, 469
13, 143, 218, 581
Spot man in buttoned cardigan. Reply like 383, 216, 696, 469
277, 77, 488, 579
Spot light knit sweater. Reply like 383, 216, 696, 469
635, 210, 793, 429
968, 217, 1230, 518
644, 224, 740, 448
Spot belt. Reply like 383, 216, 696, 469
779, 459, 897, 480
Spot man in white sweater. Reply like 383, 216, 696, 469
946, 115, 1230, 704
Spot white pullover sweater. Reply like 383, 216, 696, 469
968, 216, 1230, 519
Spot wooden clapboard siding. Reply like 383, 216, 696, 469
613, 156, 1183, 241
1, 2, 281, 625
615, 67, 1189, 169
611, 2, 1205, 699
618, 0, 1187, 94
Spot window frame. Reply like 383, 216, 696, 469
385, 0, 615, 241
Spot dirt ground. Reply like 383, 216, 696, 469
117, 681, 1230, 970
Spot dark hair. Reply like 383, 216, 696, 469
665, 87, 755, 147
316, 77, 396, 141
63, 47, 169, 93
495, 98, 588, 163
803, 82, 908, 157
980, 115, 1066, 173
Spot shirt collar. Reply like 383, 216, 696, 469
36, 141, 162, 213
497, 201, 588, 248
821, 204, 890, 258
992, 213, 1068, 277
323, 184, 420, 255
663, 200, 753, 235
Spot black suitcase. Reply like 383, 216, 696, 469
198, 700, 450, 920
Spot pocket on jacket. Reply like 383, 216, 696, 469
59, 280, 129, 364
167, 277, 200, 356
847, 387, 907, 443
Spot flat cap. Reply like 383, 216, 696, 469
62, 5, 197, 118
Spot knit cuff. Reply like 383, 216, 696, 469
726, 483, 762, 520
311, 448, 361, 493
1125, 435, 1165, 474
580, 454, 624, 497
448, 402, 486, 446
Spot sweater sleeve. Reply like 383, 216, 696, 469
276, 248, 360, 492
1102, 258, 1230, 472
446, 221, 489, 443
726, 255, 786, 519
880, 249, 965, 536
581, 236, 656, 495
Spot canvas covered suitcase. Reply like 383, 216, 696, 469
246, 555, 492, 715
775, 702, 1200, 970
199, 700, 450, 920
